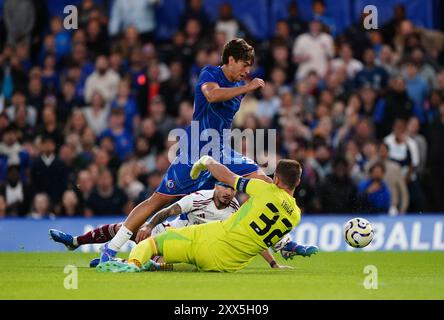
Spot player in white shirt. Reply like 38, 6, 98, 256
150, 187, 239, 237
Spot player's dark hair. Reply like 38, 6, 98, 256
275, 159, 302, 190
222, 39, 255, 65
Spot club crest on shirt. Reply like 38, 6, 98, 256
166, 179, 176, 189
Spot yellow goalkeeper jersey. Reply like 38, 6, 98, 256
216, 177, 301, 270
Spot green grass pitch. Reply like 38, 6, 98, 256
1, 251, 443, 299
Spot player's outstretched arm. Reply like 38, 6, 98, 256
190, 156, 238, 188
135, 203, 182, 243
202, 78, 265, 103
260, 249, 294, 269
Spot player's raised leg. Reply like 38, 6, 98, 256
49, 223, 122, 251
100, 192, 176, 262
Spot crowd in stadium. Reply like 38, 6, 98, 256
0, 0, 444, 218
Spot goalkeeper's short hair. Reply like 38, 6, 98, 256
275, 159, 302, 190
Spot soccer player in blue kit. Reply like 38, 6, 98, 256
99, 39, 272, 263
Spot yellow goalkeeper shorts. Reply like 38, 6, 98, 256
155, 221, 240, 272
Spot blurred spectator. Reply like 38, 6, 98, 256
28, 192, 54, 219
255, 84, 280, 122
133, 135, 156, 173
368, 142, 409, 214
315, 157, 357, 213
58, 144, 78, 186
307, 144, 332, 183
184, 19, 205, 48
65, 108, 88, 137
293, 19, 334, 79
379, 45, 401, 77
393, 19, 444, 62
135, 170, 162, 204
176, 100, 194, 129
78, 0, 101, 29
86, 18, 109, 58
215, 3, 249, 42
148, 95, 176, 140
100, 108, 134, 161
49, 16, 71, 61
85, 168, 131, 216
138, 117, 164, 153
339, 13, 371, 61
159, 60, 191, 117
60, 190, 82, 217
265, 42, 295, 84
109, 0, 160, 43
403, 60, 429, 123
331, 43, 363, 80
272, 20, 293, 50
117, 162, 145, 202
384, 118, 424, 212
30, 135, 68, 212
181, 0, 212, 30
0, 125, 23, 161
84, 55, 120, 104
369, 30, 384, 59
111, 80, 140, 133
426, 103, 444, 211
37, 103, 65, 150
407, 117, 427, 175
4, 0, 35, 46
381, 3, 406, 45
82, 91, 110, 136
357, 162, 391, 213
5, 91, 37, 128
99, 136, 122, 174
163, 30, 194, 68
58, 80, 84, 123
0, 164, 32, 216
311, 0, 336, 37
354, 48, 388, 91
76, 127, 96, 168
74, 169, 95, 216
375, 76, 414, 139
13, 104, 36, 142
358, 87, 378, 119
344, 139, 365, 183
286, 1, 307, 38
136, 59, 165, 117
411, 47, 436, 89
27, 76, 45, 114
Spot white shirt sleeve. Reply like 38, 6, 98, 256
175, 194, 195, 213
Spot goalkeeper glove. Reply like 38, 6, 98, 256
190, 155, 213, 179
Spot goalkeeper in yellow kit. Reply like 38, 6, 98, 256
96, 156, 317, 273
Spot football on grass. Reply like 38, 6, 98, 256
344, 218, 374, 248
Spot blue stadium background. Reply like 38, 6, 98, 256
3, 0, 440, 40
